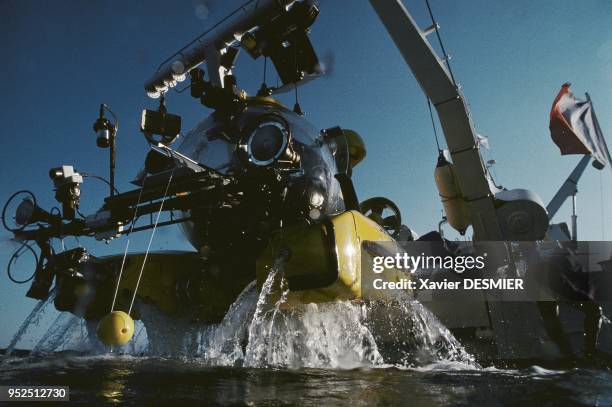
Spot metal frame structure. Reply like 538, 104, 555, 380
369, 0, 503, 240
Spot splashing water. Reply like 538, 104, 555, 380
195, 280, 259, 365
4, 289, 56, 356
243, 255, 291, 367
6, 253, 475, 370
364, 298, 476, 367
180, 252, 474, 369
32, 313, 84, 354
241, 262, 384, 369
25, 311, 148, 356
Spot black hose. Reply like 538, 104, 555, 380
7, 241, 38, 284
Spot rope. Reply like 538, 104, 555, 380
110, 176, 147, 313
127, 170, 175, 315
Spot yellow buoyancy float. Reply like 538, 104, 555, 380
97, 310, 135, 347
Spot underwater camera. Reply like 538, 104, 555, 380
49, 165, 83, 220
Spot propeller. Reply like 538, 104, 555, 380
360, 197, 402, 238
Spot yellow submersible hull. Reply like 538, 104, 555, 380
256, 210, 410, 305
58, 210, 408, 346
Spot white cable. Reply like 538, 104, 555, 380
128, 171, 174, 315
110, 176, 147, 312
110, 240, 131, 312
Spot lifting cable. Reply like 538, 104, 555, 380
424, 0, 457, 87
127, 170, 175, 315
426, 97, 442, 153
110, 176, 147, 313
422, 0, 453, 154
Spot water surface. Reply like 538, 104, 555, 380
2, 354, 611, 406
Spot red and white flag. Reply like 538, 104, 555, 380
549, 83, 611, 170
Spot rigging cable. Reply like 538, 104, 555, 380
426, 97, 442, 153
110, 175, 147, 313
424, 0, 457, 88
127, 170, 175, 315
422, 0, 452, 152
424, 0, 502, 189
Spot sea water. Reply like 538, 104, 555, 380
1, 261, 611, 405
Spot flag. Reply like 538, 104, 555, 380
549, 83, 611, 170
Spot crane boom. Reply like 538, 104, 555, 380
546, 154, 590, 221
369, 0, 503, 240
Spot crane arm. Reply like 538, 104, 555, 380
546, 154, 590, 221
369, 0, 502, 239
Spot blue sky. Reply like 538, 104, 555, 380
1, 0, 612, 347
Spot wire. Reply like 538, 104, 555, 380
81, 173, 120, 195
424, 0, 457, 88
128, 170, 175, 315
426, 97, 441, 153
110, 175, 148, 313
7, 241, 38, 284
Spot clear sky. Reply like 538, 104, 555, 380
1, 0, 612, 347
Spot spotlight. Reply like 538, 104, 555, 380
15, 198, 57, 227
140, 96, 182, 146
93, 104, 116, 148
91, 104, 119, 196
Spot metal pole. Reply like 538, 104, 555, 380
571, 193, 577, 241
110, 130, 116, 197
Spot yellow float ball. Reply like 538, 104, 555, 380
97, 311, 135, 347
